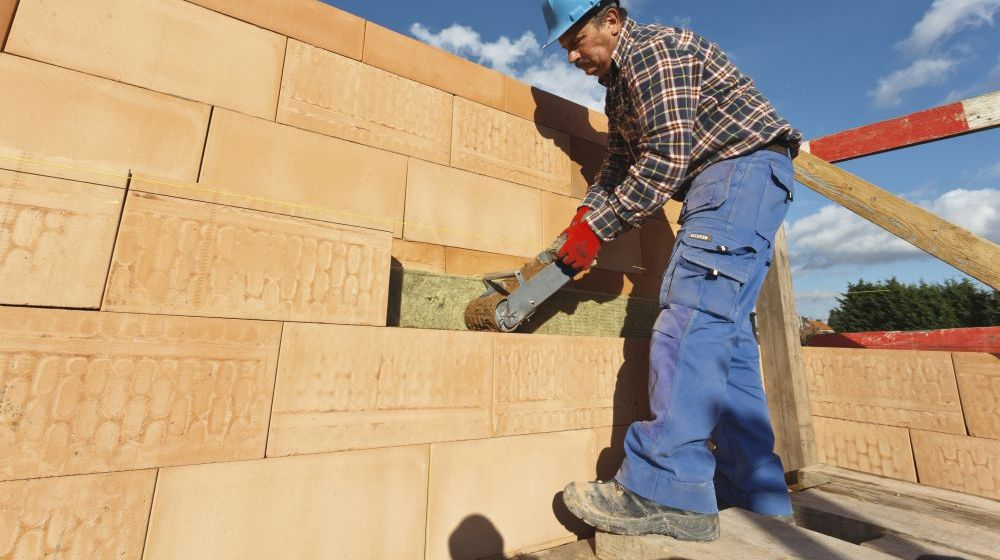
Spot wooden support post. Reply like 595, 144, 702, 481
757, 226, 817, 472
795, 151, 1000, 290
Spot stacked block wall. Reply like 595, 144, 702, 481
803, 347, 1000, 500
0, 0, 663, 557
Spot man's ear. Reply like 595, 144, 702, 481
607, 7, 623, 35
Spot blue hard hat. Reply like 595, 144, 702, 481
541, 0, 604, 47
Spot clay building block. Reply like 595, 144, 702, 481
1, 0, 17, 50
363, 21, 505, 110
104, 192, 391, 324
493, 334, 646, 437
452, 97, 573, 195
639, 217, 680, 279
954, 352, 1000, 439
541, 190, 644, 274
911, 430, 1000, 500
570, 267, 660, 300
444, 247, 527, 277
570, 136, 608, 198
0, 146, 129, 188
0, 54, 209, 182
425, 431, 595, 559
811, 416, 917, 481
278, 39, 453, 164
802, 347, 966, 434
7, 0, 284, 120
268, 324, 493, 456
199, 109, 407, 237
186, 0, 365, 60
0, 170, 123, 308
0, 470, 156, 559
143, 447, 429, 559
392, 239, 447, 273
504, 76, 609, 146
404, 159, 543, 259
0, 307, 281, 481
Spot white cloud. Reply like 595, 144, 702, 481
869, 57, 957, 107
408, 23, 606, 110
787, 188, 1000, 272
898, 0, 1000, 55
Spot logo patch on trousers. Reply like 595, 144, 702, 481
689, 233, 712, 242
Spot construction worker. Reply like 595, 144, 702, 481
544, 0, 799, 542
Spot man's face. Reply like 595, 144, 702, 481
558, 10, 621, 78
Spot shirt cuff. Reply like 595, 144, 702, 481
585, 201, 626, 242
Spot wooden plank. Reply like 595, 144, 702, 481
756, 226, 818, 472
794, 151, 1000, 290
595, 509, 896, 559
803, 90, 999, 162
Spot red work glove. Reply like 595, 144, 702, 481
557, 207, 602, 271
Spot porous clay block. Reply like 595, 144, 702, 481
540, 191, 644, 274
812, 416, 917, 481
392, 239, 447, 273
911, 430, 1000, 500
0, 146, 128, 188
404, 159, 542, 259
802, 347, 965, 434
570, 267, 660, 299
1, 0, 15, 47
144, 447, 429, 560
492, 333, 643, 436
0, 307, 281, 481
0, 470, 155, 559
425, 431, 595, 559
199, 109, 407, 236
7, 0, 284, 119
363, 22, 505, 110
186, 0, 365, 59
452, 98, 573, 195
279, 39, 453, 164
104, 192, 391, 324
954, 352, 1000, 439
444, 247, 528, 277
570, 137, 608, 198
503, 76, 609, 146
639, 218, 679, 279
0, 54, 209, 182
268, 324, 492, 456
0, 170, 123, 308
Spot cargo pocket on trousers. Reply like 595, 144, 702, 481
755, 160, 794, 244
663, 234, 752, 322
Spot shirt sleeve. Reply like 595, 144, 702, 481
586, 41, 700, 242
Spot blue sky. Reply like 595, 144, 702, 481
325, 0, 1000, 321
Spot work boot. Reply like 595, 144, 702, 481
562, 480, 720, 542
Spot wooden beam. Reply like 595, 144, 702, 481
756, 226, 817, 472
794, 151, 1000, 290
803, 90, 1000, 162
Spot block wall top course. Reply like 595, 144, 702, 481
911, 429, 1000, 500
0, 306, 282, 482
505, 76, 609, 146
954, 352, 1000, 440
7, 0, 285, 120
0, 470, 156, 559
103, 191, 392, 325
0, 54, 210, 182
198, 108, 408, 237
802, 347, 966, 435
184, 0, 365, 60
268, 324, 493, 457
278, 39, 454, 165
0, 169, 124, 308
811, 416, 917, 482
144, 446, 429, 560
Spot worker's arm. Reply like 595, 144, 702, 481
584, 41, 699, 242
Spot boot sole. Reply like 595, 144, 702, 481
563, 486, 720, 542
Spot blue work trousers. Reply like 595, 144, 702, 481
617, 147, 795, 516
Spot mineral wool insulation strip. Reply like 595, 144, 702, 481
801, 90, 1000, 163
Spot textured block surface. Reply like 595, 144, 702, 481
404, 159, 542, 258
186, 0, 365, 59
812, 416, 917, 481
0, 307, 281, 481
954, 352, 1000, 439
105, 192, 391, 324
453, 98, 572, 195
0, 170, 123, 308
803, 347, 965, 434
0, 470, 156, 559
493, 334, 644, 436
0, 54, 209, 182
144, 447, 429, 560
363, 22, 505, 109
911, 430, 1000, 499
425, 431, 595, 559
8, 0, 285, 119
199, 109, 407, 236
279, 39, 453, 164
268, 324, 492, 456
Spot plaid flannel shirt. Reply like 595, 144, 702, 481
582, 19, 802, 241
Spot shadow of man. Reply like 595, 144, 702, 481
448, 514, 504, 560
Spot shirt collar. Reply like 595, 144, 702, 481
600, 18, 636, 86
